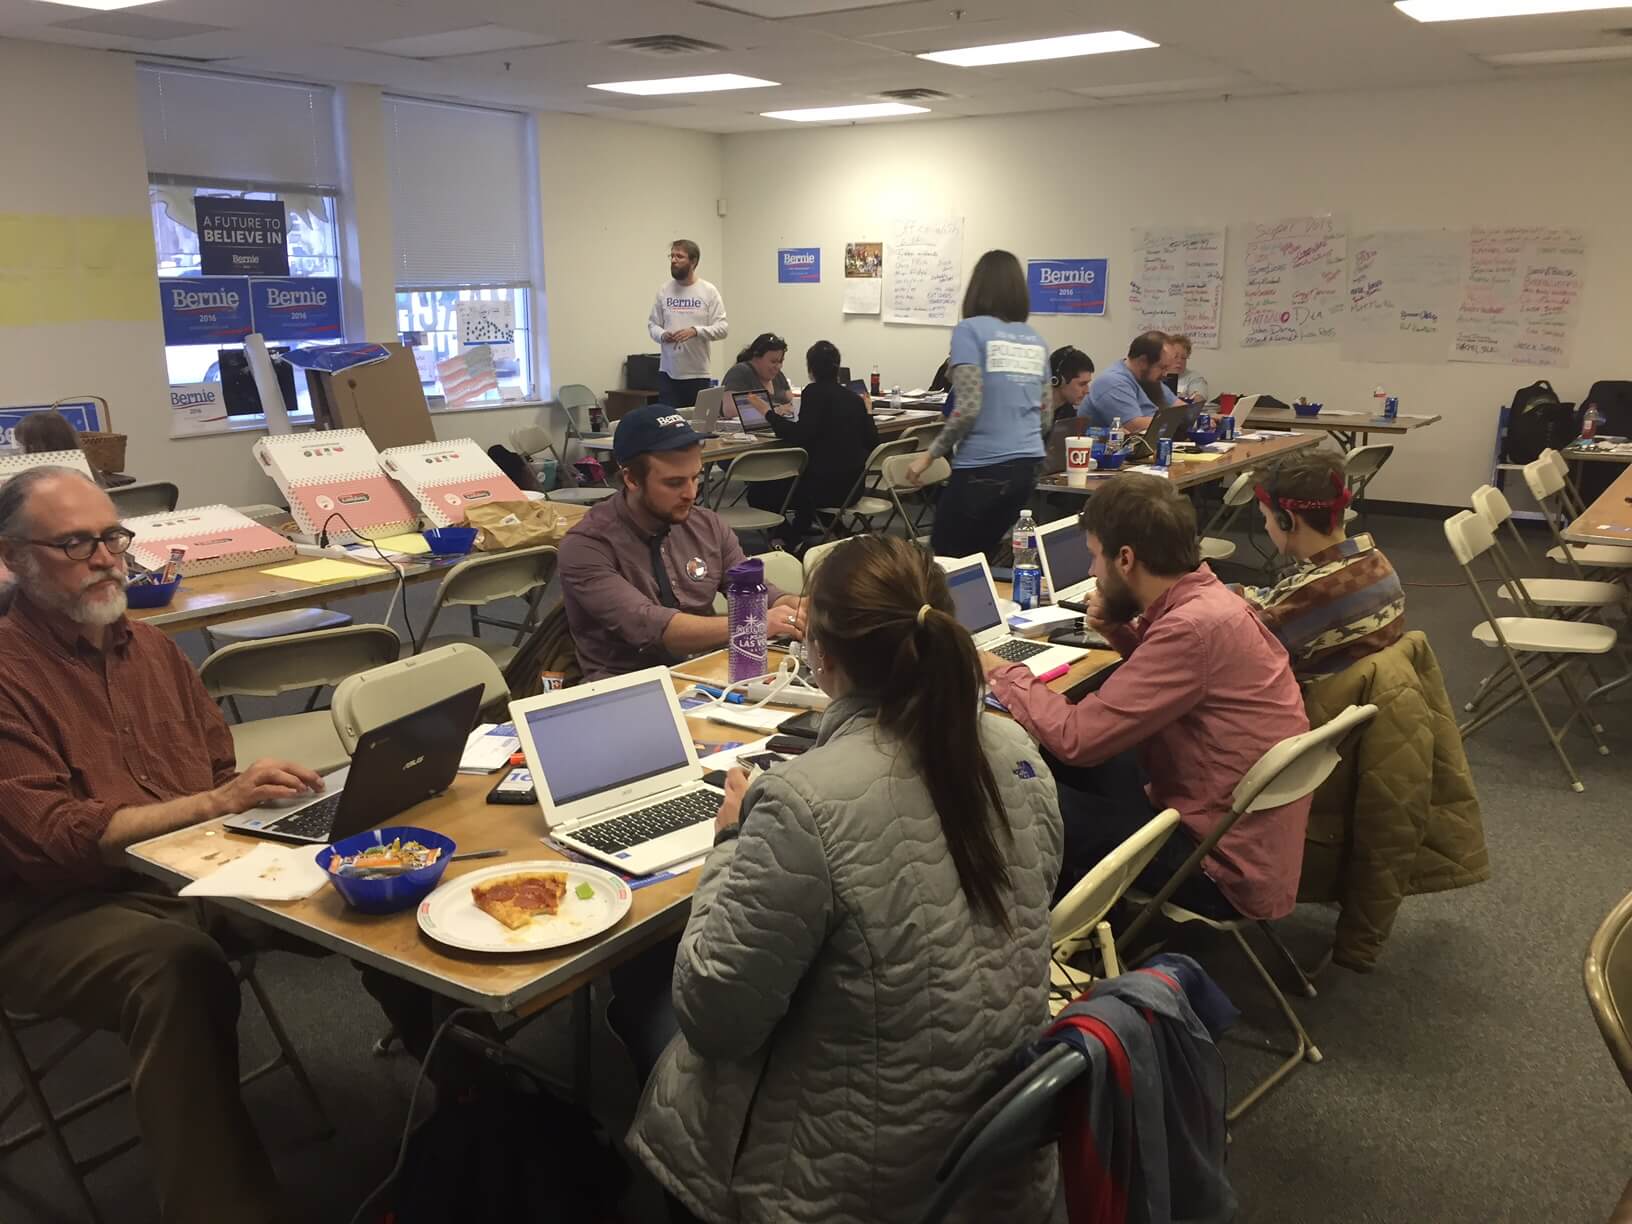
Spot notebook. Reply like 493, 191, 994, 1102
377, 438, 526, 527
253, 429, 420, 545
122, 505, 297, 576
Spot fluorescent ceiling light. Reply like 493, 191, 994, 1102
1480, 43, 1632, 62
918, 31, 1157, 67
366, 26, 555, 58
33, 0, 159, 8
1396, 0, 1632, 21
761, 102, 929, 122
589, 74, 778, 96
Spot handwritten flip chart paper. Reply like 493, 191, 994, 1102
883, 217, 963, 327
1342, 229, 1465, 365
1128, 227, 1226, 348
1241, 216, 1346, 347
1452, 226, 1587, 367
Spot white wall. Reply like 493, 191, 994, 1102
719, 76, 1632, 505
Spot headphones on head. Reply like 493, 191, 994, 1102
1050, 345, 1082, 387
1254, 466, 1352, 534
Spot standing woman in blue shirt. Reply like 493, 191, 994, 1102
905, 250, 1049, 560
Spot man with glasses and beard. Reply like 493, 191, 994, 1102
0, 467, 323, 1223
980, 474, 1311, 925
1081, 330, 1179, 434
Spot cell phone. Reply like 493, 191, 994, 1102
486, 767, 536, 805
1051, 627, 1110, 649
766, 735, 813, 755
778, 710, 822, 739
740, 751, 788, 771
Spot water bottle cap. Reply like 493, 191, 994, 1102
726, 558, 765, 587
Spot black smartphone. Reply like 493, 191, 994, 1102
778, 709, 822, 739
486, 767, 536, 805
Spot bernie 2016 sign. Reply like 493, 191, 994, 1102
778, 247, 821, 284
196, 198, 289, 277
249, 278, 343, 341
159, 278, 255, 345
1027, 258, 1108, 315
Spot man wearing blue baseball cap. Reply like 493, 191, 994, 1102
560, 405, 806, 680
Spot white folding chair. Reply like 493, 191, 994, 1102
331, 642, 509, 755
411, 544, 561, 668
1445, 509, 1615, 791
1118, 704, 1379, 1120
801, 537, 849, 581
818, 437, 921, 540
880, 453, 951, 544
1343, 444, 1394, 524
1524, 452, 1632, 577
707, 447, 808, 534
1048, 809, 1180, 1013
750, 549, 805, 596
1198, 472, 1257, 563
106, 480, 178, 518
901, 421, 944, 452
1470, 485, 1624, 613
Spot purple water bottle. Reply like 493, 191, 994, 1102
726, 559, 768, 682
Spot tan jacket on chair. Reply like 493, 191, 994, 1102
1299, 631, 1490, 971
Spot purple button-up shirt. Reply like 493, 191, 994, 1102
990, 566, 1311, 919
559, 492, 786, 681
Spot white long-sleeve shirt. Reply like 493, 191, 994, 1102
647, 278, 728, 380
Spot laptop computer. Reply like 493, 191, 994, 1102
1035, 516, 1097, 605
224, 684, 484, 845
729, 390, 777, 432
935, 554, 1089, 675
510, 667, 726, 876
691, 390, 725, 437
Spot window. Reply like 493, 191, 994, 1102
385, 95, 543, 406
139, 65, 345, 422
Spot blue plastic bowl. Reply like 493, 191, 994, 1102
316, 826, 456, 915
125, 576, 182, 609
1097, 451, 1127, 471
421, 526, 478, 557
1189, 428, 1218, 447
1293, 402, 1324, 417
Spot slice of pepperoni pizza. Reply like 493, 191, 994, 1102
471, 871, 569, 930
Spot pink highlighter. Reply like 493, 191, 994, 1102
1036, 662, 1071, 685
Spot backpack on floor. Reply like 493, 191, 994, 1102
1501, 380, 1576, 465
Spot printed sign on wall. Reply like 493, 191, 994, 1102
1027, 258, 1108, 315
778, 247, 821, 284
159, 277, 253, 345
0, 400, 104, 445
250, 277, 343, 341
168, 383, 229, 437
196, 198, 289, 277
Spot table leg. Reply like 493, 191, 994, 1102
571, 983, 592, 1107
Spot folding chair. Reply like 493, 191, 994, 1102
901, 421, 944, 452
1524, 452, 1632, 578
913, 1043, 1088, 1224
331, 642, 509, 754
0, 953, 329, 1224
1119, 703, 1378, 1120
1048, 808, 1179, 1013
801, 537, 849, 581
107, 480, 178, 518
410, 544, 560, 668
879, 453, 950, 543
1585, 888, 1632, 1223
750, 549, 805, 596
1445, 509, 1614, 791
541, 385, 618, 506
199, 623, 401, 772
817, 437, 921, 540
707, 447, 807, 535
1198, 472, 1257, 563
1343, 443, 1393, 524
1470, 484, 1624, 614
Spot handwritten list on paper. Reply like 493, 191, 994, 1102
1453, 226, 1587, 367
1241, 215, 1347, 347
883, 216, 963, 327
1341, 229, 1465, 365
1128, 227, 1226, 348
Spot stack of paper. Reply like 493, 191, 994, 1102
460, 722, 520, 773
179, 844, 330, 901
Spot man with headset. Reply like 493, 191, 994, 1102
1242, 450, 1405, 681
1043, 345, 1095, 430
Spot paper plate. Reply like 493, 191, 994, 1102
417, 859, 633, 954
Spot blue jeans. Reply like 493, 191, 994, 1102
930, 457, 1043, 561
658, 373, 711, 409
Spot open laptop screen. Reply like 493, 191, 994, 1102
944, 562, 1002, 634
732, 391, 772, 430
1041, 526, 1095, 592
522, 679, 690, 806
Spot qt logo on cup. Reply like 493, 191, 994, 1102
1065, 438, 1095, 487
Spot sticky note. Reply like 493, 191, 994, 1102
261, 559, 385, 583
374, 532, 431, 556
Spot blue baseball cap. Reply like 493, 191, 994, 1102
612, 404, 707, 465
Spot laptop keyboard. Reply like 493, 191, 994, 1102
270, 793, 345, 841
990, 638, 1052, 663
569, 790, 719, 855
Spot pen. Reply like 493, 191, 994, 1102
450, 849, 507, 863
1036, 663, 1071, 684
696, 684, 746, 704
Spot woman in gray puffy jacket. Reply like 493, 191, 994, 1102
627, 534, 1064, 1224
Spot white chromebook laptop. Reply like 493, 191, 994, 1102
509, 667, 726, 876
935, 554, 1089, 676
1035, 516, 1099, 606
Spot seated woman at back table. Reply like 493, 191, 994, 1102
746, 339, 878, 544
720, 331, 793, 411
625, 534, 1063, 1224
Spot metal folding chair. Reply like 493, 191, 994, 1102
1586, 888, 1632, 1223
107, 481, 179, 518
1524, 452, 1632, 578
749, 549, 805, 596
817, 437, 920, 540
411, 544, 561, 669
331, 642, 509, 754
1343, 443, 1393, 525
707, 447, 807, 535
879, 453, 950, 543
1198, 472, 1257, 563
901, 421, 945, 452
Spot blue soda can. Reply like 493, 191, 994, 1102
1220, 414, 1237, 441
1013, 563, 1043, 610
1384, 395, 1399, 420
1156, 437, 1174, 467
1090, 429, 1107, 462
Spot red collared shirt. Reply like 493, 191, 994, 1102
990, 567, 1311, 919
0, 595, 236, 891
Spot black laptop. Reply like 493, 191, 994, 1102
223, 684, 484, 845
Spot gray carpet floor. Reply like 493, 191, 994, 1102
1, 507, 1628, 1223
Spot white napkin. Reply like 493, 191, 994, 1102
179, 843, 331, 901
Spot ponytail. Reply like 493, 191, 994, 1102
807, 536, 1014, 929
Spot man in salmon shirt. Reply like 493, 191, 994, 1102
983, 474, 1310, 921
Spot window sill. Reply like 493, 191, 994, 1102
428, 397, 546, 417
170, 399, 545, 440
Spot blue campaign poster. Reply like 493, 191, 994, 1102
159, 277, 254, 345
778, 247, 821, 284
196, 197, 289, 276
1027, 258, 1108, 315
250, 277, 344, 341
0, 400, 103, 446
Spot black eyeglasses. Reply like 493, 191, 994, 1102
18, 528, 136, 562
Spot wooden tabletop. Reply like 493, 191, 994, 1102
1244, 409, 1442, 436
1564, 462, 1632, 547
1037, 431, 1322, 497
700, 408, 942, 463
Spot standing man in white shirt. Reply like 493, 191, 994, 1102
647, 239, 729, 409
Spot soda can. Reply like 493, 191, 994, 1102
1384, 395, 1399, 420
1220, 414, 1237, 441
1156, 437, 1174, 467
1013, 563, 1043, 610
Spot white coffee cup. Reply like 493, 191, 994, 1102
1065, 437, 1094, 488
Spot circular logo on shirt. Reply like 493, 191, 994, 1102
685, 557, 709, 581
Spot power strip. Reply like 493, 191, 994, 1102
742, 681, 828, 710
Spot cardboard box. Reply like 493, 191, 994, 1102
306, 342, 435, 450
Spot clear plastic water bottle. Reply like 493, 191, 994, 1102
1011, 511, 1043, 609
1582, 402, 1606, 441
725, 559, 768, 682
1109, 417, 1125, 452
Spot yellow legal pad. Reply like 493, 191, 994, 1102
1171, 451, 1226, 463
261, 559, 386, 583
373, 532, 432, 556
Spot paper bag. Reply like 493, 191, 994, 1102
466, 500, 571, 552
